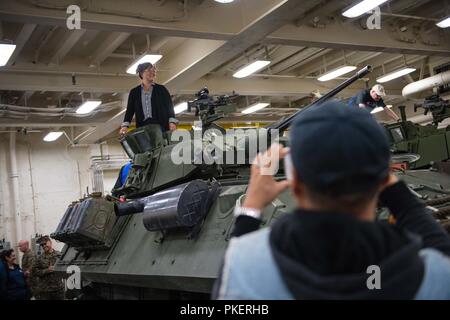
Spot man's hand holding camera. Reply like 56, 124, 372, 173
242, 143, 291, 212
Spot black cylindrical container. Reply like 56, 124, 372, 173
142, 180, 209, 231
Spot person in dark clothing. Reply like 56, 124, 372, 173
0, 252, 6, 300
213, 101, 450, 300
348, 84, 400, 121
0, 249, 30, 300
119, 62, 178, 136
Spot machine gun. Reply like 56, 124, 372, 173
414, 95, 450, 125
187, 87, 238, 127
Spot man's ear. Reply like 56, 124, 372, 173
291, 168, 304, 198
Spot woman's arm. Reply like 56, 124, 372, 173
122, 89, 136, 127
163, 86, 177, 124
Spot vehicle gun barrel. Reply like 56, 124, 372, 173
114, 200, 145, 217
273, 65, 372, 132
113, 181, 217, 231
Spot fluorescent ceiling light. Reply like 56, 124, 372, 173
371, 104, 392, 114
241, 103, 270, 114
0, 43, 16, 66
43, 131, 63, 142
376, 67, 416, 83
342, 0, 389, 18
174, 102, 188, 114
233, 60, 271, 78
215, 0, 234, 2
318, 66, 357, 82
436, 17, 450, 28
126, 54, 163, 75
76, 100, 102, 114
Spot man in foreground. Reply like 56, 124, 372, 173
213, 101, 450, 299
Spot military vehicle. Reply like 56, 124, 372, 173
51, 66, 450, 299
384, 95, 450, 169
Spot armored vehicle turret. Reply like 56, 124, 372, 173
384, 95, 450, 169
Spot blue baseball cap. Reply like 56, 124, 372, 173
289, 100, 390, 195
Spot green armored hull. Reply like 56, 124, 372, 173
384, 97, 450, 169
54, 168, 450, 299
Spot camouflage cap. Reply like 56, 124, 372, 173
37, 235, 50, 245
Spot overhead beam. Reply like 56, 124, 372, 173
266, 23, 450, 56
404, 74, 415, 84
213, 45, 282, 75
90, 32, 131, 66
0, 62, 411, 101
294, 0, 343, 27
351, 51, 383, 65
294, 51, 382, 78
50, 29, 86, 65
0, 68, 405, 99
257, 46, 303, 73
34, 26, 58, 63
278, 49, 333, 74
361, 54, 407, 70
1, 61, 132, 76
0, 72, 137, 93
295, 50, 359, 76
162, 0, 319, 92
0, 121, 106, 128
159, 38, 226, 90
369, 55, 445, 79
78, 95, 128, 144
18, 91, 35, 105
269, 47, 324, 74
80, 110, 126, 144
6, 24, 37, 66
0, 0, 235, 40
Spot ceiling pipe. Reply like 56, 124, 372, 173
380, 12, 439, 22
402, 70, 450, 98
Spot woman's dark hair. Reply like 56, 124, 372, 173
0, 249, 14, 262
136, 62, 153, 79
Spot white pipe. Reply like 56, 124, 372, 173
405, 114, 450, 128
402, 70, 450, 98
9, 132, 22, 247
0, 139, 5, 241
405, 113, 433, 124
27, 143, 37, 238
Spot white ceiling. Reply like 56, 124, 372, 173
0, 0, 449, 143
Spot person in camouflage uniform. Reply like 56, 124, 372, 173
33, 236, 65, 300
18, 240, 39, 298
